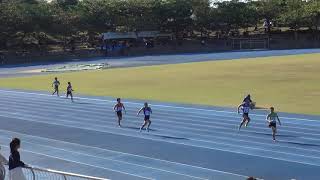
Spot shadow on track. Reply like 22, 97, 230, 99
282, 141, 320, 148
250, 132, 298, 138
152, 134, 189, 140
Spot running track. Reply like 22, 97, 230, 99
0, 89, 320, 180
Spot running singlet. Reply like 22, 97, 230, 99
115, 103, 123, 112
242, 104, 250, 113
267, 112, 278, 122
67, 85, 72, 92
143, 107, 152, 116
53, 81, 60, 87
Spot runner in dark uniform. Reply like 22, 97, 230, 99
138, 102, 152, 132
238, 101, 251, 130
52, 77, 60, 96
113, 98, 126, 127
66, 82, 74, 102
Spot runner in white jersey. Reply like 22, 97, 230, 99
238, 101, 251, 130
137, 102, 152, 132
52, 77, 60, 96
266, 107, 281, 141
113, 98, 126, 127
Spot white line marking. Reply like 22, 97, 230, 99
1, 94, 318, 129
2, 106, 320, 156
0, 129, 248, 178
0, 89, 319, 122
1, 96, 320, 137
0, 145, 155, 180
0, 137, 207, 180
1, 103, 320, 157
0, 113, 320, 167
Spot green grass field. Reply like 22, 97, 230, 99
1, 53, 320, 115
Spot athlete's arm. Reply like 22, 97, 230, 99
266, 114, 270, 122
123, 104, 126, 114
137, 108, 143, 116
113, 104, 117, 111
237, 104, 242, 114
277, 115, 281, 126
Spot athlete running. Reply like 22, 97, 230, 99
137, 102, 152, 132
52, 77, 60, 96
113, 98, 126, 127
266, 107, 281, 141
238, 101, 251, 130
66, 82, 74, 102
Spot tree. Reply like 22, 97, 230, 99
303, 0, 320, 30
215, 0, 258, 33
56, 0, 79, 7
191, 0, 212, 37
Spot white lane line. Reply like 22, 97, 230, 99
0, 145, 154, 180
1, 114, 319, 162
1, 106, 320, 156
1, 104, 320, 148
0, 129, 248, 179
1, 105, 320, 153
0, 89, 319, 122
1, 113, 320, 167
0, 137, 207, 180
1, 95, 318, 130
1, 99, 320, 138
0, 91, 320, 131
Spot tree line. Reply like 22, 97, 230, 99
0, 0, 320, 49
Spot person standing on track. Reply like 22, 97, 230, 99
66, 82, 74, 102
238, 101, 251, 130
266, 107, 281, 141
113, 98, 126, 127
137, 102, 152, 132
52, 77, 60, 96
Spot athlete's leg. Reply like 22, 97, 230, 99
70, 93, 74, 102
147, 120, 151, 131
245, 117, 251, 127
118, 113, 122, 127
140, 121, 147, 132
272, 126, 276, 141
239, 119, 245, 130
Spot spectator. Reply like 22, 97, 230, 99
0, 146, 8, 180
9, 138, 27, 180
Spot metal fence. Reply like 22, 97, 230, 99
2, 165, 108, 180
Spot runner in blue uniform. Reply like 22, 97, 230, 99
238, 101, 251, 130
137, 102, 152, 132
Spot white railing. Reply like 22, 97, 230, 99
2, 165, 109, 180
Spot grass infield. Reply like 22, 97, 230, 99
1, 53, 320, 115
